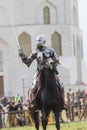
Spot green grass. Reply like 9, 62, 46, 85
1, 121, 87, 130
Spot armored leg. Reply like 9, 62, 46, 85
29, 74, 40, 110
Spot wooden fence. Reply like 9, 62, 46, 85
0, 109, 34, 128
65, 90, 87, 121
0, 90, 87, 128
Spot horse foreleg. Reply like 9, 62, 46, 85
31, 111, 39, 130
41, 110, 48, 130
54, 110, 60, 130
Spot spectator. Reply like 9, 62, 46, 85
85, 89, 87, 98
68, 88, 72, 96
7, 100, 16, 127
77, 88, 82, 99
1, 96, 8, 107
15, 100, 24, 126
0, 105, 4, 128
16, 100, 23, 111
14, 94, 20, 104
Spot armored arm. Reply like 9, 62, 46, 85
54, 53, 60, 64
51, 48, 60, 64
19, 49, 36, 67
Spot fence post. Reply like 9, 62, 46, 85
82, 91, 87, 120
76, 92, 80, 120
67, 92, 71, 121
71, 92, 74, 121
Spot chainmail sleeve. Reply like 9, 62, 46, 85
20, 51, 37, 67
51, 48, 59, 63
54, 52, 59, 63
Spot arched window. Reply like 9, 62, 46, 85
51, 32, 62, 56
43, 6, 50, 24
18, 32, 32, 56
0, 50, 3, 71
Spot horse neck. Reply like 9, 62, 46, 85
40, 68, 56, 91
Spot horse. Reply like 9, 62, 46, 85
31, 58, 61, 130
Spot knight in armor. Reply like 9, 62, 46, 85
19, 35, 65, 110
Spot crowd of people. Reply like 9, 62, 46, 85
0, 87, 87, 128
64, 88, 87, 120
65, 88, 87, 106
0, 94, 31, 127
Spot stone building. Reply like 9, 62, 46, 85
0, 0, 86, 97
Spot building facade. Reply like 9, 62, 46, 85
0, 0, 86, 97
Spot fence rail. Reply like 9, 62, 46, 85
0, 109, 34, 128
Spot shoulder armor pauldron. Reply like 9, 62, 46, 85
43, 47, 54, 58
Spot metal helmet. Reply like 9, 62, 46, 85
36, 35, 46, 47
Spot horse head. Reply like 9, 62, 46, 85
39, 58, 57, 71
